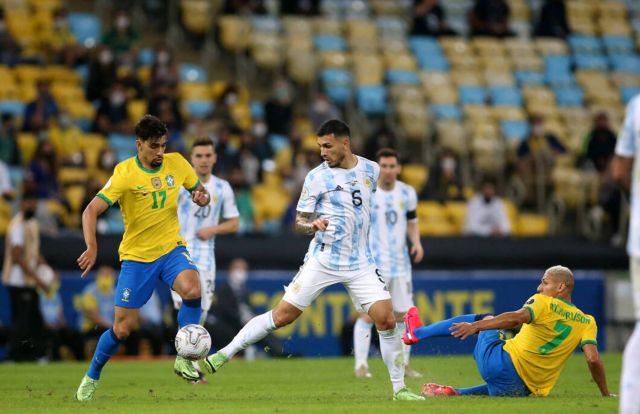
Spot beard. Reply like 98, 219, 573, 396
150, 158, 162, 168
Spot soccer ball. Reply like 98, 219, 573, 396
175, 324, 211, 360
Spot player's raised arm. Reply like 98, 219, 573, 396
451, 308, 531, 340
190, 183, 210, 207
581, 343, 613, 397
77, 196, 110, 278
295, 211, 328, 235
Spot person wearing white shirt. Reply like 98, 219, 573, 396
463, 178, 511, 237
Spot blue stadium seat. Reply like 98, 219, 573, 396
179, 64, 207, 82
430, 104, 462, 121
0, 101, 25, 117
314, 35, 346, 51
251, 16, 281, 32
376, 16, 406, 38
138, 48, 155, 66
186, 100, 214, 118
544, 55, 572, 73
490, 86, 523, 106
417, 54, 449, 71
568, 35, 603, 54
458, 86, 486, 105
250, 101, 265, 119
68, 13, 101, 48
108, 134, 137, 162
609, 55, 640, 74
320, 69, 352, 105
386, 70, 420, 85
545, 70, 576, 87
555, 87, 584, 107
602, 36, 635, 55
574, 54, 608, 71
621, 86, 640, 104
514, 71, 545, 86
357, 85, 386, 115
8, 166, 23, 190
409, 36, 443, 56
501, 120, 529, 141
75, 64, 90, 87
268, 134, 289, 153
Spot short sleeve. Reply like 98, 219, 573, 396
9, 221, 24, 247
221, 181, 240, 219
615, 97, 638, 158
522, 294, 548, 323
97, 166, 126, 206
407, 185, 418, 221
580, 316, 598, 348
372, 162, 380, 193
297, 172, 322, 213
181, 156, 200, 191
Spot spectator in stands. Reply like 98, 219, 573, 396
582, 112, 617, 174
363, 123, 398, 161
49, 112, 84, 166
212, 84, 243, 132
423, 149, 466, 202
86, 46, 118, 102
280, 0, 319, 15
308, 92, 341, 131
223, 0, 267, 15
0, 158, 15, 200
150, 44, 179, 87
101, 9, 140, 60
463, 177, 511, 237
39, 271, 84, 360
206, 258, 285, 357
147, 81, 183, 131
93, 82, 132, 135
0, 114, 20, 166
411, 0, 457, 37
28, 141, 60, 199
22, 79, 59, 134
0, 7, 22, 65
44, 7, 83, 66
227, 166, 255, 233
516, 115, 566, 208
469, 0, 513, 37
534, 0, 570, 39
156, 98, 185, 153
213, 128, 241, 178
2, 190, 49, 361
265, 79, 294, 136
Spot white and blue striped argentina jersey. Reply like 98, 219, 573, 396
615, 95, 640, 257
177, 175, 239, 272
369, 181, 418, 278
297, 156, 380, 271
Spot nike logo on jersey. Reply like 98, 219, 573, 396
136, 185, 145, 190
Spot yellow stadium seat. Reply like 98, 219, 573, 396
397, 104, 429, 140
320, 51, 349, 68
384, 53, 417, 71
380, 38, 408, 54
440, 37, 472, 57
445, 201, 467, 233
180, 82, 211, 101
14, 65, 42, 84
463, 105, 494, 122
534, 38, 569, 55
417, 201, 456, 236
64, 185, 86, 213
451, 70, 483, 86
472, 37, 507, 56
218, 15, 250, 51
392, 85, 424, 105
449, 54, 480, 71
287, 54, 317, 84
79, 134, 107, 170
17, 133, 37, 164
400, 164, 428, 193
426, 85, 458, 104
484, 70, 514, 86
492, 106, 526, 121
313, 18, 343, 36
597, 18, 631, 36
346, 19, 377, 40
597, 2, 627, 19
436, 121, 467, 155
127, 100, 147, 125
181, 0, 214, 34
420, 71, 452, 88
282, 16, 313, 37
516, 214, 549, 236
58, 167, 87, 186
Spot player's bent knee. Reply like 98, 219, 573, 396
181, 283, 201, 300
113, 323, 133, 340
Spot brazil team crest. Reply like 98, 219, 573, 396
151, 177, 162, 189
166, 175, 175, 187
122, 288, 131, 302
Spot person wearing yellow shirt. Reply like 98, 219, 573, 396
403, 265, 613, 398
74, 115, 211, 401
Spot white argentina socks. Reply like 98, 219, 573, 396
220, 311, 276, 359
378, 326, 405, 394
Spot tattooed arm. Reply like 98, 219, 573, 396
295, 211, 329, 235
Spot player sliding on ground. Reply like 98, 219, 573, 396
75, 115, 211, 401
200, 120, 423, 400
403, 265, 614, 398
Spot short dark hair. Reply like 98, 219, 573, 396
316, 119, 351, 139
134, 115, 168, 141
376, 148, 399, 162
192, 137, 215, 152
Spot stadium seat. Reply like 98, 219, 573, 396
568, 35, 603, 54
501, 120, 529, 142
621, 86, 640, 104
436, 120, 467, 155
376, 16, 407, 39
218, 15, 251, 51
251, 15, 280, 32
490, 86, 523, 106
68, 13, 101, 48
609, 55, 640, 74
574, 54, 608, 71
416, 54, 449, 72
17, 133, 37, 164
179, 64, 207, 82
555, 87, 585, 107
314, 35, 347, 51
185, 100, 214, 118
445, 201, 466, 233
535, 38, 569, 55
409, 36, 443, 56
458, 86, 486, 105
357, 85, 386, 115
138, 48, 155, 66
602, 35, 635, 54
514, 71, 545, 86
417, 201, 456, 236
430, 104, 462, 121
426, 85, 458, 104
268, 134, 290, 153
320, 69, 352, 105
0, 100, 25, 117
400, 164, 428, 193
385, 70, 420, 85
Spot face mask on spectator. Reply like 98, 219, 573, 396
441, 156, 456, 174
54, 18, 67, 30
225, 93, 238, 106
59, 114, 72, 128
110, 91, 126, 106
313, 99, 329, 113
157, 51, 170, 65
99, 50, 113, 65
115, 16, 130, 31
101, 151, 115, 168
531, 124, 544, 137
252, 122, 267, 138
229, 269, 248, 286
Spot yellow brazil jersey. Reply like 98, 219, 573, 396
503, 293, 598, 397
97, 153, 199, 262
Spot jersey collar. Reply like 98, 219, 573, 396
557, 297, 575, 307
135, 155, 163, 174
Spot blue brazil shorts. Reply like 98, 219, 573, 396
473, 329, 531, 397
115, 245, 197, 308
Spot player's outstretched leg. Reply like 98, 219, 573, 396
353, 314, 373, 378
368, 300, 424, 401
396, 319, 421, 379
403, 306, 490, 345
172, 270, 203, 382
202, 301, 300, 375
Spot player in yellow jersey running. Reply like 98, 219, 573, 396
403, 265, 614, 397
75, 115, 211, 401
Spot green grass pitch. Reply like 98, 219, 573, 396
0, 354, 621, 414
